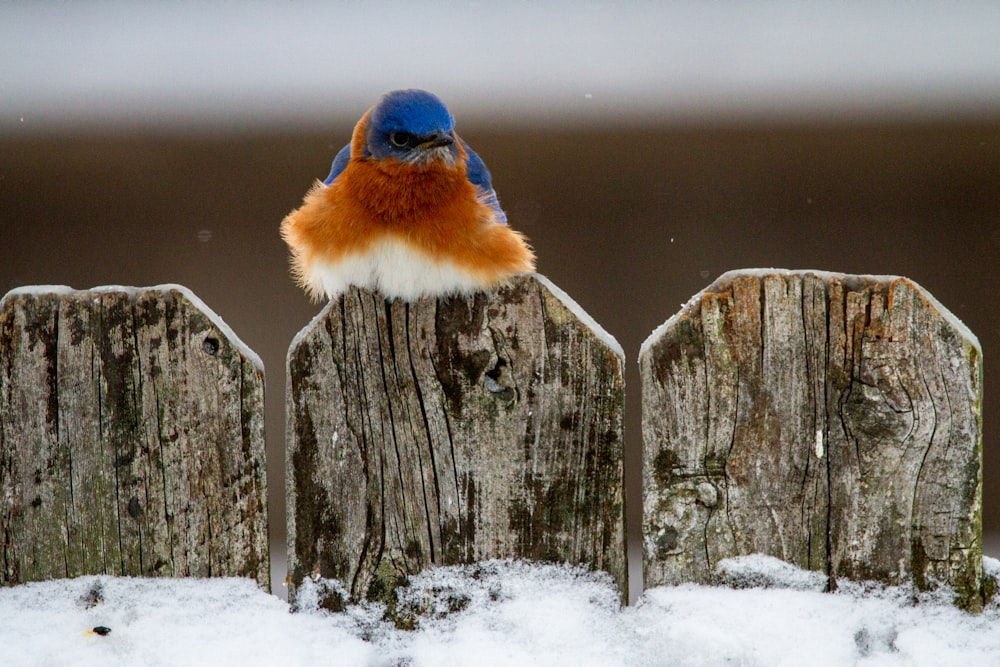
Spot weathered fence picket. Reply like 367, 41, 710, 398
0, 268, 987, 613
285, 274, 626, 605
640, 270, 984, 609
0, 286, 269, 588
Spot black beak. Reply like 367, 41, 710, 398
420, 132, 454, 149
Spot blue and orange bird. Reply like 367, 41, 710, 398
280, 89, 535, 301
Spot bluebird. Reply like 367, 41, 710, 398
280, 89, 535, 302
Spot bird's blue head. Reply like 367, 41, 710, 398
365, 89, 460, 166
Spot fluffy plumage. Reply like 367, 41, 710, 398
281, 89, 534, 301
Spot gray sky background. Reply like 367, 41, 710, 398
3, 1, 1000, 131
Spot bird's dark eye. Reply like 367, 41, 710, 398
389, 132, 411, 148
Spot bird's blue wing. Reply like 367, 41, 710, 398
323, 143, 351, 185
460, 138, 508, 225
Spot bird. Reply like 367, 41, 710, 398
280, 89, 535, 302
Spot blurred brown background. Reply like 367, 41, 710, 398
3, 3, 999, 601
4, 121, 999, 599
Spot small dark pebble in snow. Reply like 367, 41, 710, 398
92, 626, 111, 637
79, 581, 104, 609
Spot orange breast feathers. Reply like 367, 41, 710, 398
280, 115, 535, 302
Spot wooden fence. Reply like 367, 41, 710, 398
285, 275, 625, 606
0, 271, 988, 610
641, 270, 984, 610
0, 286, 269, 588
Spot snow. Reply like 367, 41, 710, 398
287, 274, 625, 364
536, 273, 625, 362
287, 297, 335, 359
640, 291, 703, 363
2, 285, 78, 299
710, 268, 982, 355
2, 557, 998, 667
897, 276, 982, 357
639, 268, 981, 361
0, 284, 264, 374
163, 283, 265, 373
715, 553, 829, 591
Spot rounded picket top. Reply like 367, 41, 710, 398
640, 269, 984, 610
0, 285, 269, 589
286, 273, 626, 605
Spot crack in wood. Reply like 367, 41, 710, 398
0, 286, 268, 589
641, 270, 984, 609
286, 275, 626, 604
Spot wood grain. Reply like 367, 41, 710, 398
641, 270, 984, 609
286, 275, 625, 604
0, 287, 269, 588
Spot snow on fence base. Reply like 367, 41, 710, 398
285, 274, 626, 605
0, 286, 269, 588
640, 270, 985, 610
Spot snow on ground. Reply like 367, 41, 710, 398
2, 557, 999, 667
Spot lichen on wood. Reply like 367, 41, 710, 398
286, 274, 625, 604
641, 270, 984, 609
0, 286, 269, 588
